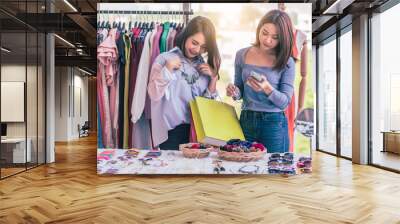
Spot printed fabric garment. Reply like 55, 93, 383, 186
234, 47, 295, 112
97, 28, 118, 148
147, 47, 218, 147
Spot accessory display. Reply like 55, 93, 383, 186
145, 150, 162, 158
151, 159, 168, 167
212, 159, 226, 174
296, 157, 312, 173
269, 152, 294, 160
139, 157, 153, 166
125, 149, 139, 157
97, 150, 115, 160
218, 139, 266, 162
179, 143, 212, 158
238, 165, 260, 174
267, 152, 296, 175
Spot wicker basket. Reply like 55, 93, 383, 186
179, 143, 212, 158
217, 150, 266, 162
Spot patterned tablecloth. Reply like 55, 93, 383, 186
97, 149, 310, 175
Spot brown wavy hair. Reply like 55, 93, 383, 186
254, 10, 294, 70
175, 16, 221, 75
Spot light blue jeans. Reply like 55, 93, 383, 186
240, 110, 289, 153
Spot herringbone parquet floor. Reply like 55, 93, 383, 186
1, 134, 400, 224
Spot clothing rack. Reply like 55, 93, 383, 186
97, 8, 190, 149
97, 9, 193, 27
97, 10, 193, 16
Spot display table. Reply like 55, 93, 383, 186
97, 149, 310, 175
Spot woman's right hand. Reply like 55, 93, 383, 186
165, 56, 182, 72
226, 83, 238, 97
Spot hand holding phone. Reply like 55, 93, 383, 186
246, 71, 270, 93
249, 71, 264, 82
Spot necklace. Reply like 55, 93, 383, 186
238, 165, 260, 174
179, 62, 199, 85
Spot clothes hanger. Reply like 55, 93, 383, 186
145, 11, 150, 29
112, 13, 116, 29
172, 11, 178, 28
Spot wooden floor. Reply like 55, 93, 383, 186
1, 135, 400, 223
1, 163, 45, 178
1, 167, 26, 178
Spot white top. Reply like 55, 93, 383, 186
131, 30, 153, 123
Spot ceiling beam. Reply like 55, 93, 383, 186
66, 13, 96, 47
322, 0, 356, 14
55, 55, 96, 69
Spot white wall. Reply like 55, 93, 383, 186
71, 71, 89, 139
54, 67, 89, 141
55, 66, 68, 141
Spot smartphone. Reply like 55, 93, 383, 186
250, 71, 263, 82
201, 52, 208, 62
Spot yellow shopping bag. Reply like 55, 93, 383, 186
189, 97, 245, 146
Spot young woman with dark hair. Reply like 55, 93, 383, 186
226, 10, 295, 153
148, 16, 221, 150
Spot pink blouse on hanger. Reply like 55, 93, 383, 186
97, 28, 118, 148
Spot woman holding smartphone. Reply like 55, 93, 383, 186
148, 16, 221, 150
226, 10, 295, 153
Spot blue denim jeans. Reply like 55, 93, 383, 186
240, 110, 289, 153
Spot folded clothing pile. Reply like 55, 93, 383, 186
220, 139, 266, 153
267, 152, 296, 175
296, 156, 312, 173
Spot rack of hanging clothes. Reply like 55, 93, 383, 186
97, 9, 193, 149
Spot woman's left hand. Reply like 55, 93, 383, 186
197, 64, 217, 80
247, 76, 273, 95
